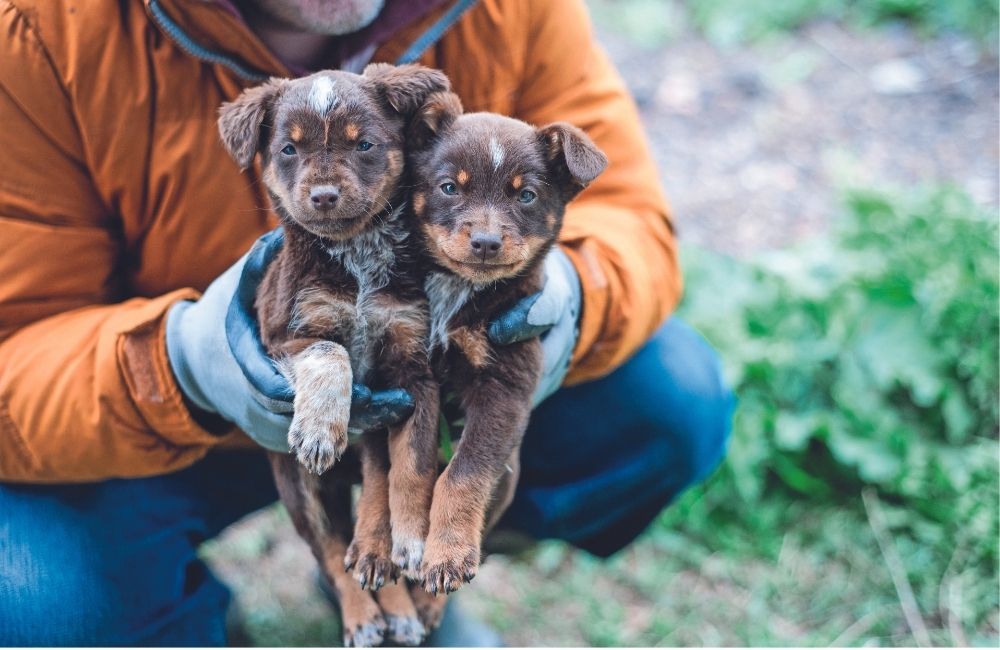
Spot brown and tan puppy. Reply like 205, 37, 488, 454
404, 93, 608, 595
217, 65, 446, 647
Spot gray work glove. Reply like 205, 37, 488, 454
165, 228, 414, 452
488, 247, 582, 405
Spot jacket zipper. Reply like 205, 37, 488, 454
147, 0, 269, 82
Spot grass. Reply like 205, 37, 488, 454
465, 499, 983, 646
205, 487, 998, 646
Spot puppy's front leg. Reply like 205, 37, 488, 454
421, 343, 539, 594
280, 338, 352, 475
371, 297, 441, 578
387, 375, 439, 577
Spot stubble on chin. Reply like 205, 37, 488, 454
246, 0, 386, 35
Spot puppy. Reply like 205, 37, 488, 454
404, 93, 608, 595
217, 65, 446, 647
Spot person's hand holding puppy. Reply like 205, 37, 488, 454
165, 228, 415, 451
166, 227, 576, 451
488, 247, 582, 405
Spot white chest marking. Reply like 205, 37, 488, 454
425, 272, 475, 351
309, 76, 338, 114
325, 205, 406, 298
489, 136, 505, 171
324, 205, 408, 380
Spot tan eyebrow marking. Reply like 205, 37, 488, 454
290, 125, 304, 142
457, 170, 469, 185
345, 123, 360, 140
511, 175, 523, 189
545, 213, 556, 229
386, 149, 403, 175
412, 192, 426, 215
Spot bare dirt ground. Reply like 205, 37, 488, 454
602, 20, 999, 255
201, 15, 999, 647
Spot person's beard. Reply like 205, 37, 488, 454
245, 0, 386, 35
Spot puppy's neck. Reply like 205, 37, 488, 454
281, 203, 409, 293
425, 272, 479, 352
324, 204, 408, 293
424, 255, 546, 352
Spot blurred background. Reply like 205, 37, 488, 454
202, 0, 1000, 645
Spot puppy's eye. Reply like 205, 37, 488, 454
440, 182, 458, 196
281, 144, 296, 156
518, 189, 537, 204
356, 141, 373, 151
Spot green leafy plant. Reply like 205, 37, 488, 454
673, 185, 999, 637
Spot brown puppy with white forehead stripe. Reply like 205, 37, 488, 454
218, 65, 445, 647
405, 93, 607, 595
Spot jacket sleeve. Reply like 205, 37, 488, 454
0, 4, 223, 482
515, 0, 682, 384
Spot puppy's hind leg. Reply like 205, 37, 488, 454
344, 432, 396, 591
269, 453, 386, 647
375, 580, 426, 646
407, 580, 448, 633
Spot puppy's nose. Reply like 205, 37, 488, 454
470, 232, 502, 260
310, 186, 340, 210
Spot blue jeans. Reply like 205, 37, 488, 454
0, 319, 732, 645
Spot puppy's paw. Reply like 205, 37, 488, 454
342, 614, 386, 648
408, 583, 447, 632
385, 613, 426, 646
346, 539, 397, 591
287, 413, 348, 474
391, 537, 425, 580
420, 544, 479, 595
283, 341, 352, 474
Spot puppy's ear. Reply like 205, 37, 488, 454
363, 63, 451, 118
536, 122, 608, 198
407, 91, 463, 150
218, 78, 287, 170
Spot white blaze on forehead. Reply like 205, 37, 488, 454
489, 136, 505, 171
309, 76, 339, 114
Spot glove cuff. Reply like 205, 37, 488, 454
553, 245, 583, 331
165, 299, 217, 415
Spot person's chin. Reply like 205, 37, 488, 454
254, 0, 386, 35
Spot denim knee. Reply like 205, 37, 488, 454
0, 481, 231, 645
574, 319, 734, 554
639, 318, 734, 490
506, 318, 734, 555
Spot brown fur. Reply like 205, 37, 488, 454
407, 581, 448, 630
219, 65, 451, 646
450, 325, 492, 369
412, 192, 426, 216
375, 581, 426, 645
405, 94, 607, 594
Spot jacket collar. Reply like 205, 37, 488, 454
144, 0, 477, 81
